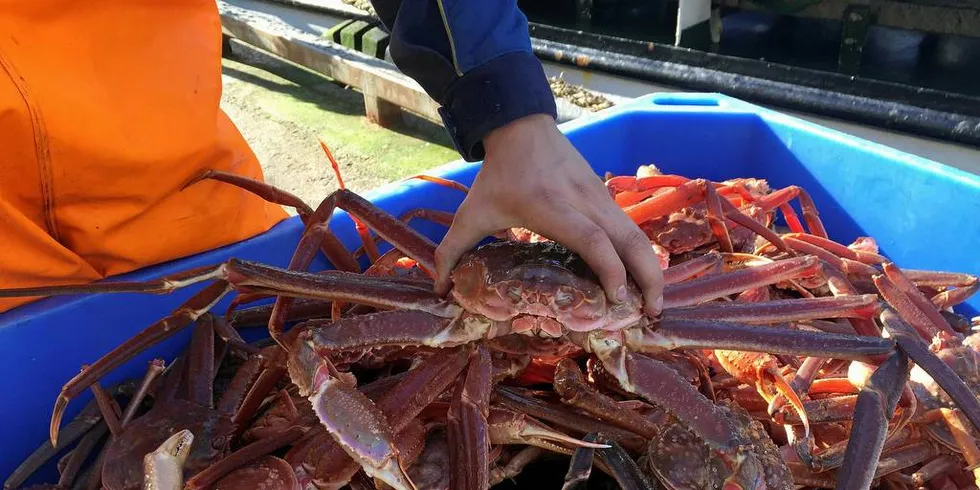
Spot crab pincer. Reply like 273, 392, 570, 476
286, 336, 417, 490
143, 429, 195, 490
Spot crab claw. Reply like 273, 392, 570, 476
144, 429, 195, 490
309, 373, 417, 490
488, 407, 611, 451
763, 368, 811, 441
289, 336, 417, 490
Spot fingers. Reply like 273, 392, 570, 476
525, 205, 629, 306
595, 206, 665, 316
435, 192, 664, 316
433, 199, 501, 296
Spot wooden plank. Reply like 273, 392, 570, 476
218, 1, 443, 126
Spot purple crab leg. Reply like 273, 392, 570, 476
881, 264, 957, 335
486, 407, 610, 451
933, 281, 980, 309
664, 294, 879, 324
296, 349, 417, 490
663, 255, 820, 308
187, 169, 363, 273
494, 386, 648, 451
662, 250, 723, 285
562, 436, 597, 490
591, 434, 659, 490
448, 345, 492, 490
826, 349, 910, 490
303, 310, 478, 355
588, 343, 741, 450
46, 280, 232, 445
3, 396, 103, 489
880, 307, 980, 433
490, 447, 542, 486
552, 358, 659, 439
628, 318, 895, 362
289, 344, 472, 489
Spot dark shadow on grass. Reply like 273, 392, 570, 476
222, 39, 455, 150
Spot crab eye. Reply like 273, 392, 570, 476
507, 286, 522, 303
554, 290, 573, 308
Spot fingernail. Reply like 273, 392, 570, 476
652, 295, 663, 315
616, 285, 628, 303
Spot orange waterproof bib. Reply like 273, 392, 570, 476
0, 1, 289, 312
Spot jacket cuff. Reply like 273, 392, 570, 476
438, 51, 557, 162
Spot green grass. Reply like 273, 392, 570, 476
220, 42, 460, 188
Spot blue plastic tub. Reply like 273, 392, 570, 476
3, 93, 979, 484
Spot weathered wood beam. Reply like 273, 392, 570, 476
218, 2, 443, 127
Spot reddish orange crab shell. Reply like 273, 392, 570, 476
449, 240, 645, 333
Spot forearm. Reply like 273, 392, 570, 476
368, 0, 556, 161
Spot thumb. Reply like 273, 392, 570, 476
433, 207, 500, 296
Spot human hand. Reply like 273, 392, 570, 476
433, 113, 665, 316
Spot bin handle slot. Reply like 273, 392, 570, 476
650, 94, 723, 107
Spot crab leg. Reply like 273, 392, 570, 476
627, 318, 895, 361
768, 262, 882, 417
907, 455, 960, 487
585, 342, 774, 490
553, 358, 659, 439
623, 178, 735, 252
939, 407, 980, 487
881, 263, 957, 335
193, 168, 446, 344
82, 359, 168, 490
303, 310, 478, 353
832, 348, 911, 490
486, 407, 610, 451
184, 426, 308, 490
227, 297, 335, 327
879, 307, 980, 435
259, 186, 436, 344
57, 421, 110, 488
188, 169, 362, 273
588, 342, 742, 449
353, 208, 458, 259
662, 250, 723, 284
933, 279, 980, 309
751, 185, 827, 238
784, 233, 887, 264
296, 345, 471, 489
894, 268, 979, 288
664, 294, 878, 324
562, 440, 597, 490
794, 441, 938, 489
318, 139, 385, 263
796, 425, 916, 474
588, 434, 658, 490
605, 174, 748, 208
3, 397, 103, 489
446, 345, 492, 490
619, 177, 794, 253
45, 280, 232, 445
663, 255, 820, 308
291, 343, 416, 490
296, 187, 438, 273
780, 236, 881, 277
494, 386, 649, 451
209, 456, 301, 490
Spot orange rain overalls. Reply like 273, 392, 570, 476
0, 1, 289, 313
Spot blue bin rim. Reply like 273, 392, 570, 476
1, 91, 978, 325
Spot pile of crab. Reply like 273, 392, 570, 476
6, 154, 980, 490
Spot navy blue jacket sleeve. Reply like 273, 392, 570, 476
368, 0, 557, 161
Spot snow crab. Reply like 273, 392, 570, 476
4, 168, 979, 490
